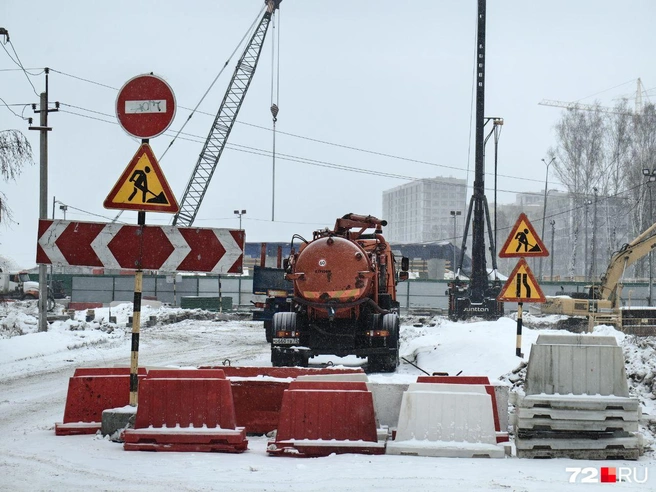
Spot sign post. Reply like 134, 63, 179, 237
497, 213, 549, 358
114, 74, 177, 407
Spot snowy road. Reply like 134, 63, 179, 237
0, 304, 654, 491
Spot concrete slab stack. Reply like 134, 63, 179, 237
515, 334, 642, 460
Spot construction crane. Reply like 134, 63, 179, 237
539, 78, 647, 115
173, 0, 281, 227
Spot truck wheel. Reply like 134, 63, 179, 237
368, 313, 400, 373
272, 311, 297, 332
369, 313, 382, 330
264, 320, 273, 343
368, 351, 399, 373
47, 296, 56, 312
382, 313, 400, 348
271, 349, 307, 367
271, 349, 290, 367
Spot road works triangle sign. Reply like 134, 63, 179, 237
498, 212, 549, 258
104, 143, 179, 213
497, 258, 546, 303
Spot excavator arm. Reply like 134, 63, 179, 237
598, 221, 656, 307
173, 0, 281, 226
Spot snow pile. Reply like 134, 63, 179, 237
0, 302, 655, 490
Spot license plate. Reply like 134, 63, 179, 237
273, 337, 299, 345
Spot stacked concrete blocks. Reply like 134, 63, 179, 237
515, 334, 642, 460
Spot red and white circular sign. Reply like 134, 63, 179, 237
116, 74, 176, 139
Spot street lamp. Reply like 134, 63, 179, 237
589, 187, 598, 281
233, 209, 247, 310
234, 209, 246, 229
642, 169, 656, 305
450, 210, 461, 276
583, 197, 593, 281
539, 157, 555, 280
550, 220, 556, 280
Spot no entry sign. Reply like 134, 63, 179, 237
116, 74, 176, 139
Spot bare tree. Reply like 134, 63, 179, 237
629, 103, 656, 278
0, 129, 33, 223
549, 101, 656, 281
549, 104, 606, 278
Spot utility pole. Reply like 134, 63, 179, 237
29, 68, 58, 332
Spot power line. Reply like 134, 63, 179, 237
57, 103, 546, 195
0, 40, 39, 96
47, 69, 552, 187
0, 96, 29, 120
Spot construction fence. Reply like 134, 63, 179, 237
63, 274, 656, 315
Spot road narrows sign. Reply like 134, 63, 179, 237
104, 143, 179, 213
497, 258, 546, 303
116, 74, 176, 139
498, 213, 549, 258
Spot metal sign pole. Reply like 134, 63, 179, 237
516, 301, 524, 358
129, 208, 145, 406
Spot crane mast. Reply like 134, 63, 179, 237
173, 0, 281, 227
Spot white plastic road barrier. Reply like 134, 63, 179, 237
386, 384, 504, 458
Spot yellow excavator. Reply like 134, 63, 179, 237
540, 222, 656, 335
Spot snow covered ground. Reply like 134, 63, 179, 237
1, 300, 655, 491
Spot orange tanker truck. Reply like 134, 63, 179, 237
270, 213, 409, 372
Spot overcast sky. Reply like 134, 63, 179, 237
2, 0, 656, 269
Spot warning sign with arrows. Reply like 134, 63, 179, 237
498, 213, 549, 258
104, 143, 179, 213
497, 258, 545, 303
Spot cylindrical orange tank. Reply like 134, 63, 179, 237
293, 236, 374, 304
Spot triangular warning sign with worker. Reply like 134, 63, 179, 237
104, 143, 179, 213
498, 213, 549, 258
497, 258, 546, 303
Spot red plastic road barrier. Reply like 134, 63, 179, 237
146, 368, 226, 379
67, 302, 103, 311
123, 373, 247, 452
416, 375, 508, 443
55, 368, 147, 436
268, 380, 385, 457
73, 367, 147, 377
206, 366, 365, 378
202, 366, 365, 434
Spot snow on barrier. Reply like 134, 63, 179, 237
267, 380, 386, 457
416, 376, 508, 443
203, 366, 365, 434
386, 383, 505, 458
122, 369, 248, 453
516, 335, 642, 460
55, 367, 147, 436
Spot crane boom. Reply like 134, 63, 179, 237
173, 0, 281, 227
